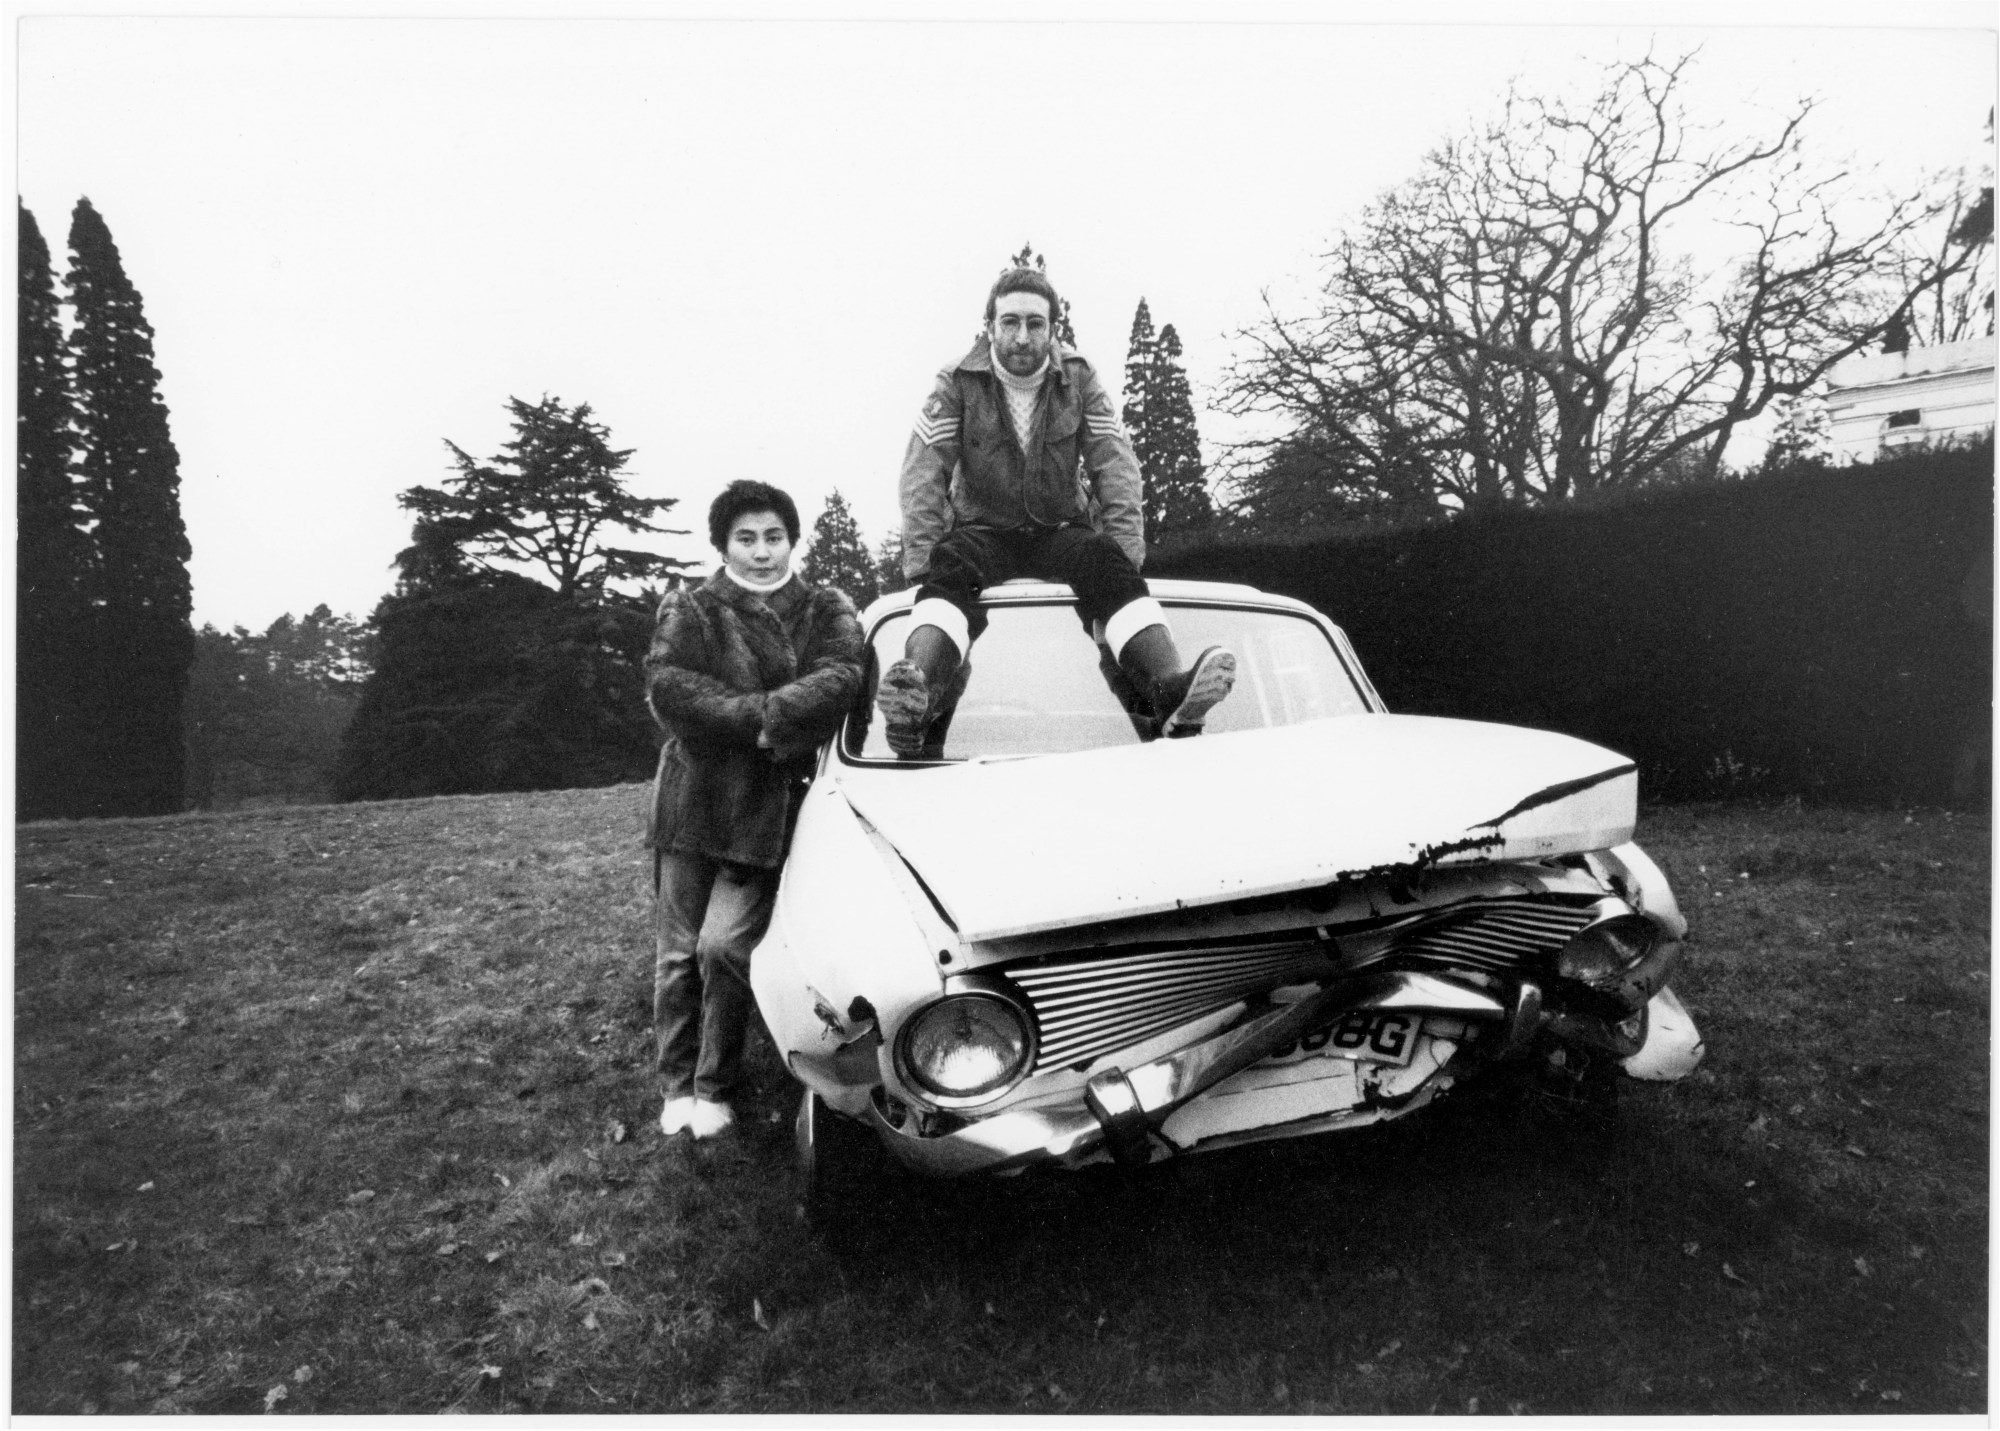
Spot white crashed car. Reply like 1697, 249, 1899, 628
749, 579, 1704, 1218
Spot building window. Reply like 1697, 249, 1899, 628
1886, 409, 1922, 428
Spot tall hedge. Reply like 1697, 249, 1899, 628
1156, 443, 1992, 806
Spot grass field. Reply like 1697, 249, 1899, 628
13, 787, 1988, 1414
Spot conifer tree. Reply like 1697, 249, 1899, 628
17, 201, 86, 818
66, 197, 194, 816
1003, 242, 1078, 347
874, 530, 907, 594
410, 395, 690, 599
338, 396, 680, 801
799, 488, 879, 607
1121, 298, 1158, 492
1143, 324, 1213, 543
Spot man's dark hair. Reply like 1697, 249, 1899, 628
984, 267, 1060, 325
708, 479, 801, 551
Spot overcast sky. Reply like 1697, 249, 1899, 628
17, 4, 1995, 631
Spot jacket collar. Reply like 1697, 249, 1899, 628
957, 338, 1075, 388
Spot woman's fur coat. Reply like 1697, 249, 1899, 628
644, 570, 864, 869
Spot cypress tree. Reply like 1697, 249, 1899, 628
17, 202, 87, 819
66, 196, 194, 816
1144, 324, 1213, 543
799, 489, 879, 607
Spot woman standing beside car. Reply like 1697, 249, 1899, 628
644, 480, 865, 1139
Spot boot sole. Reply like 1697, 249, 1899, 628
874, 660, 933, 756
1161, 648, 1237, 737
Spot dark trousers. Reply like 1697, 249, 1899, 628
917, 524, 1150, 643
653, 851, 778, 1101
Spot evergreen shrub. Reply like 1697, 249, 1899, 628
1154, 441, 1992, 805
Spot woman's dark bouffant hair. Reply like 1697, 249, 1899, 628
707, 480, 800, 551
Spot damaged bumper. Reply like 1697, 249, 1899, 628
867, 969, 1509, 1176
864, 969, 1705, 1177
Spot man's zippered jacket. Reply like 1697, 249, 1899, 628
898, 339, 1145, 580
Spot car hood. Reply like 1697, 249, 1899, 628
835, 714, 1637, 942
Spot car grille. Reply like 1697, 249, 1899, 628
1349, 898, 1598, 977
1009, 898, 1597, 1073
1010, 936, 1331, 1073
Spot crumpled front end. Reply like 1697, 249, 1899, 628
857, 850, 1703, 1178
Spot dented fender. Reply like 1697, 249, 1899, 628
748, 778, 942, 1113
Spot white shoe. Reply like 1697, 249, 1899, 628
659, 1095, 696, 1136
689, 1099, 736, 1139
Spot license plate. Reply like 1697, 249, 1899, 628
1261, 1011, 1419, 1068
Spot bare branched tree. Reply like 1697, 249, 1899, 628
1891, 107, 1993, 348
1220, 53, 1980, 523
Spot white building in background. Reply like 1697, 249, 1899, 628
1822, 335, 1996, 463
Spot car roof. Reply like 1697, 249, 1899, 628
858, 576, 1324, 625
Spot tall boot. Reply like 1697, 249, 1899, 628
1116, 623, 1237, 739
876, 623, 961, 757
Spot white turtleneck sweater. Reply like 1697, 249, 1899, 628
991, 343, 1050, 446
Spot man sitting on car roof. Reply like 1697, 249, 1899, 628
877, 265, 1236, 757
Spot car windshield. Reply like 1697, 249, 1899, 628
847, 601, 1372, 761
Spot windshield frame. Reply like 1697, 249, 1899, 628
835, 590, 1385, 771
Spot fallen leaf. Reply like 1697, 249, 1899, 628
263, 1384, 288, 1412
437, 1243, 459, 1257
136, 1181, 155, 1193
118, 1361, 141, 1375
1376, 1340, 1402, 1359
345, 1190, 376, 1205
479, 1364, 502, 1380
569, 1230, 595, 1246
1722, 1263, 1747, 1284
582, 1312, 600, 1331
1854, 1257, 1873, 1277
1881, 1390, 1903, 1402
600, 1252, 627, 1267
292, 1366, 313, 1384
752, 1297, 772, 1332
1682, 1241, 1700, 1256
484, 1249, 504, 1264
611, 1123, 629, 1145
1844, 1145, 1868, 1159
495, 1173, 511, 1188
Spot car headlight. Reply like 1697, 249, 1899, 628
897, 992, 1034, 1104
1556, 912, 1658, 989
